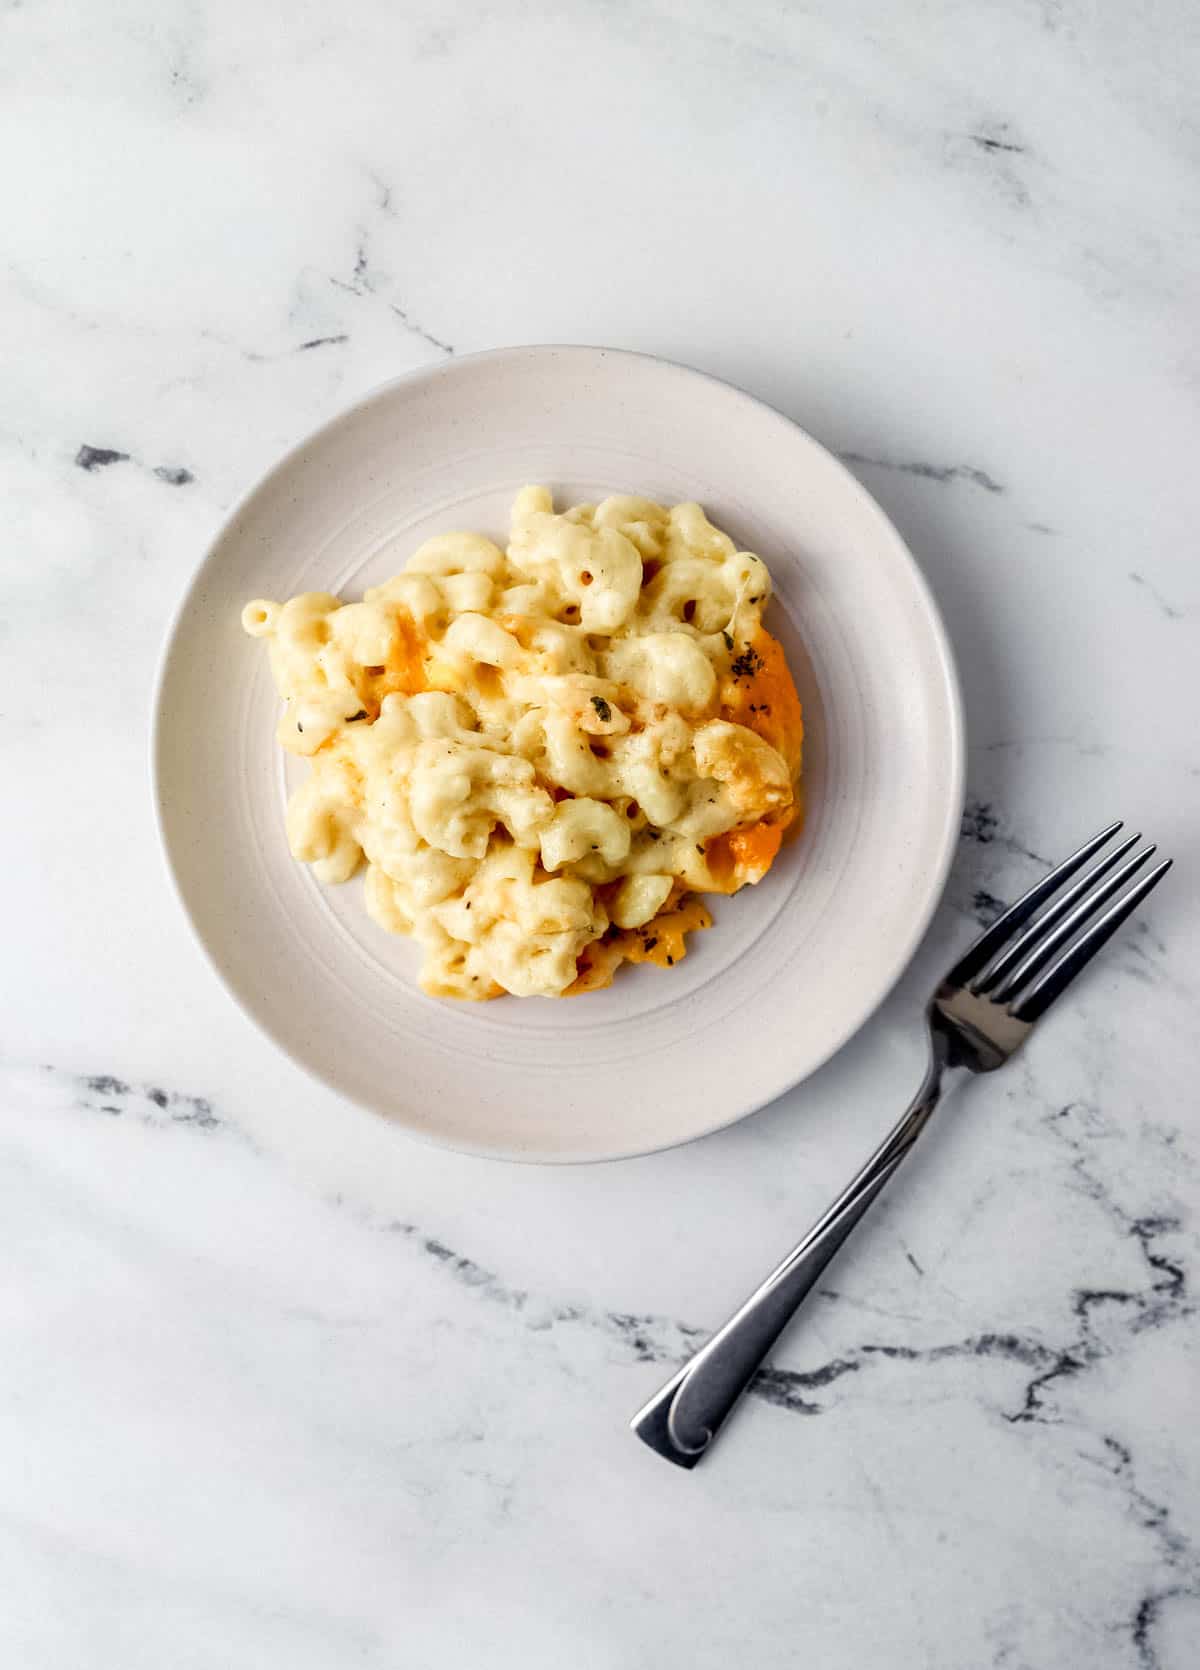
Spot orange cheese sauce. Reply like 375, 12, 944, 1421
704, 819, 785, 893
357, 606, 427, 714
567, 895, 713, 995
720, 627, 804, 777
702, 625, 804, 891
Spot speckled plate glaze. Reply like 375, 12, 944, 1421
153, 347, 964, 1162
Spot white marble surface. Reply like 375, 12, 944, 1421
3, 2, 1199, 1664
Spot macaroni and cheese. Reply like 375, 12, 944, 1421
242, 488, 803, 1000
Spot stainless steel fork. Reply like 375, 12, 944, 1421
632, 821, 1172, 1468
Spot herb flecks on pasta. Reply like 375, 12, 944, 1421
242, 488, 803, 1000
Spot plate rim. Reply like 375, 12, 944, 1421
150, 344, 966, 1164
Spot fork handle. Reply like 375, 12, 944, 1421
631, 1044, 955, 1467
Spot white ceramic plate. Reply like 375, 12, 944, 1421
154, 346, 964, 1162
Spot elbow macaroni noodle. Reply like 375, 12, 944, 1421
242, 488, 804, 1000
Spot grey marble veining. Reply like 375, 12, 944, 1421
3, 2, 1199, 1666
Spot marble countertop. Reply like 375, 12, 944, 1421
4, 3, 1199, 1664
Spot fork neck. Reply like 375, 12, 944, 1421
917, 1020, 971, 1124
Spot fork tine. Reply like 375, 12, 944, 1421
987, 842, 1156, 1002
972, 830, 1143, 994
944, 820, 1123, 988
1011, 857, 1173, 1022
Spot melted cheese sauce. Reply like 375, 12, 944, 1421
567, 894, 714, 994
720, 628, 804, 776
